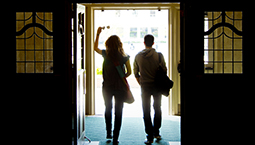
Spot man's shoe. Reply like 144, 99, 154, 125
113, 140, 119, 145
154, 135, 162, 140
144, 139, 154, 144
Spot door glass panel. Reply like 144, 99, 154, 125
204, 11, 243, 74
16, 12, 53, 73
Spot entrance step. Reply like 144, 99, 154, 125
77, 140, 180, 145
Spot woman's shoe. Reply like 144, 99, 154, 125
106, 134, 112, 139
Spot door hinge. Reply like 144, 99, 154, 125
71, 3, 75, 18
71, 10, 75, 18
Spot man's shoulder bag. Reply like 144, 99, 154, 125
155, 53, 174, 96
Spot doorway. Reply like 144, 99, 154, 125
84, 3, 181, 117
94, 9, 170, 117
75, 2, 181, 144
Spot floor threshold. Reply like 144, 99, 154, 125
76, 141, 180, 145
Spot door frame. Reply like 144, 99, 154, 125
81, 2, 181, 116
73, 3, 88, 144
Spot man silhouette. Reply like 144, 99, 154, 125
133, 34, 167, 144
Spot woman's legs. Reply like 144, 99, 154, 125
103, 88, 124, 142
113, 91, 124, 142
103, 88, 113, 138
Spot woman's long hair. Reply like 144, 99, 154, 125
105, 35, 126, 62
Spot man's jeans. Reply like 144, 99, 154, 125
141, 85, 162, 140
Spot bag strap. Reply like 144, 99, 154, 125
115, 65, 125, 78
112, 61, 130, 89
158, 53, 161, 64
111, 61, 125, 78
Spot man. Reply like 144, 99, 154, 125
133, 34, 167, 144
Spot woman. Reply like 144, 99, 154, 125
94, 27, 131, 144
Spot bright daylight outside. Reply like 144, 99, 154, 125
94, 9, 169, 117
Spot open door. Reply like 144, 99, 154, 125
181, 2, 252, 145
73, 3, 87, 143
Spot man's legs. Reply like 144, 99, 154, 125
141, 86, 154, 141
153, 92, 162, 137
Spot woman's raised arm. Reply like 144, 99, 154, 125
94, 27, 103, 55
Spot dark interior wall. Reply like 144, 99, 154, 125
5, 1, 253, 145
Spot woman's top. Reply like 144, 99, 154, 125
102, 50, 130, 91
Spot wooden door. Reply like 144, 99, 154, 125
73, 3, 86, 142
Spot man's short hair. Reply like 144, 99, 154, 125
144, 34, 154, 47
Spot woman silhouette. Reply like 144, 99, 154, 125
94, 27, 131, 144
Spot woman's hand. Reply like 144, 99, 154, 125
125, 59, 131, 78
97, 27, 103, 36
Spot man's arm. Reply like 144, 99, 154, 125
133, 56, 140, 85
160, 53, 167, 72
